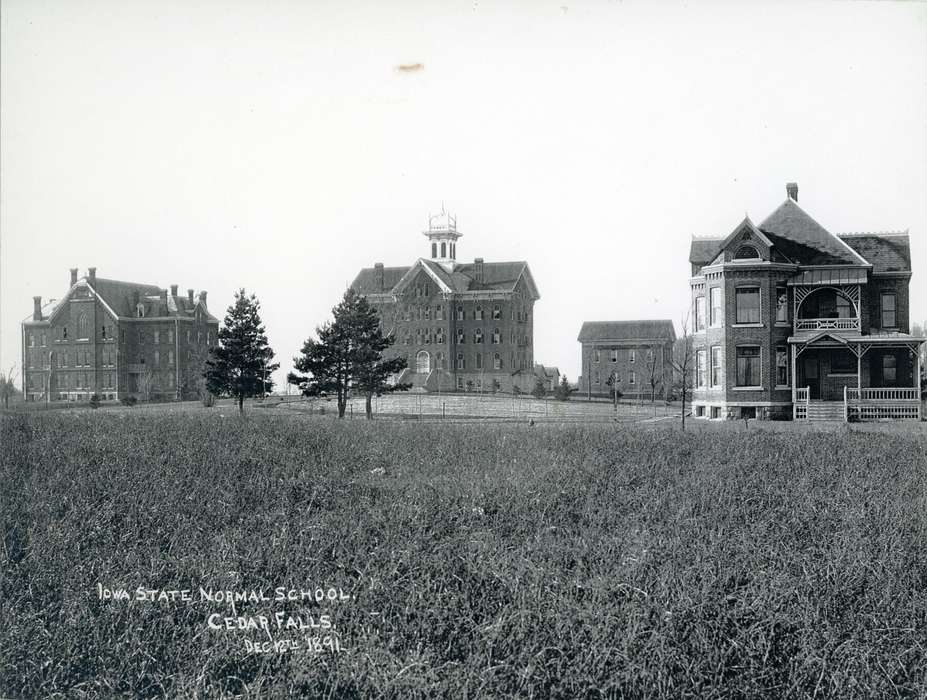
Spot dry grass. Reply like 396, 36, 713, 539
2, 412, 926, 698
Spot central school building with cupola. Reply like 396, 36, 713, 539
350, 210, 540, 393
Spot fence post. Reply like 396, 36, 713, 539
443, 401, 445, 420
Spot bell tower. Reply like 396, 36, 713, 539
423, 205, 462, 271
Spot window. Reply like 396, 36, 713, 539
735, 288, 761, 324
882, 354, 897, 384
168, 329, 173, 343
629, 370, 635, 385
207, 331, 212, 345
423, 306, 430, 320
696, 350, 707, 388
28, 333, 35, 348
154, 330, 160, 344
492, 328, 501, 344
594, 348, 600, 363
457, 306, 464, 321
880, 292, 896, 328
695, 296, 705, 331
629, 349, 635, 363
436, 351, 445, 369
476, 353, 482, 369
708, 287, 724, 326
594, 370, 600, 385
711, 346, 722, 387
734, 245, 759, 259
610, 349, 618, 363
474, 329, 483, 344
441, 242, 447, 258
475, 305, 483, 320
776, 287, 788, 323
154, 350, 160, 366
436, 329, 445, 344
457, 329, 465, 344
776, 347, 788, 386
187, 330, 191, 342
647, 348, 654, 364
137, 304, 145, 318
456, 353, 465, 369
836, 295, 851, 319
77, 314, 88, 338
493, 353, 502, 370
736, 346, 761, 387
63, 327, 68, 340
431, 242, 437, 258
492, 305, 501, 320
436, 305, 443, 320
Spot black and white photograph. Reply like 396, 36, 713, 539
2, 0, 926, 697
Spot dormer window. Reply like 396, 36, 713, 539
734, 245, 760, 260
137, 303, 146, 318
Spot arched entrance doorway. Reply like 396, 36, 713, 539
416, 350, 430, 374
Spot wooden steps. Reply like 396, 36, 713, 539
806, 401, 845, 422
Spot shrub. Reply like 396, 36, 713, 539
88, 394, 101, 409
119, 395, 137, 407
531, 379, 546, 399
201, 392, 216, 408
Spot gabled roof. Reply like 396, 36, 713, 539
837, 232, 911, 274
35, 276, 218, 323
758, 198, 869, 266
578, 320, 677, 343
351, 259, 540, 299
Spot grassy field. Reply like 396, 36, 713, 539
2, 412, 926, 698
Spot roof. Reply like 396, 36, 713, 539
837, 232, 911, 274
29, 275, 218, 323
351, 259, 540, 298
757, 198, 868, 266
533, 364, 560, 379
788, 330, 925, 345
578, 320, 677, 343
788, 268, 869, 287
689, 238, 723, 266
690, 194, 882, 269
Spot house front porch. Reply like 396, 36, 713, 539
790, 332, 923, 421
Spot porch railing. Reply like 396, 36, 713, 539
794, 386, 810, 420
845, 386, 921, 421
846, 387, 919, 402
794, 317, 861, 332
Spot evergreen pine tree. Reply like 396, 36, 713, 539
289, 288, 410, 418
204, 289, 279, 414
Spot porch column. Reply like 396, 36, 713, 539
857, 351, 861, 391
791, 344, 797, 405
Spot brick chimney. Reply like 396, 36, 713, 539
170, 284, 178, 297
474, 257, 484, 283
70, 268, 78, 286
133, 290, 140, 309
199, 291, 207, 307
187, 289, 194, 305
374, 263, 384, 291
160, 289, 168, 310
786, 182, 798, 202
33, 296, 42, 321
88, 267, 96, 286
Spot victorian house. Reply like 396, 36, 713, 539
350, 210, 540, 393
689, 183, 923, 421
577, 320, 677, 400
21, 267, 219, 403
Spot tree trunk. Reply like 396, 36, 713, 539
681, 387, 686, 430
365, 393, 373, 419
238, 394, 244, 415
337, 390, 346, 418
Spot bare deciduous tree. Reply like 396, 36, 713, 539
670, 314, 695, 430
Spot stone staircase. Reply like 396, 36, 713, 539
806, 401, 846, 422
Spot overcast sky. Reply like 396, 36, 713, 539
2, 0, 925, 387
